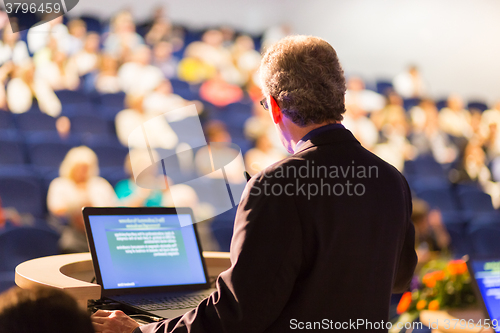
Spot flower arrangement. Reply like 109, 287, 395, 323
393, 259, 477, 328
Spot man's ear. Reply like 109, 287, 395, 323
270, 96, 282, 124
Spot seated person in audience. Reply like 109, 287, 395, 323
195, 120, 246, 184
66, 19, 87, 56
245, 132, 286, 175
371, 91, 415, 170
180, 29, 242, 85
35, 47, 80, 91
143, 79, 203, 119
27, 14, 69, 54
199, 71, 244, 107
480, 101, 500, 158
104, 10, 144, 61
6, 60, 62, 116
342, 103, 379, 150
118, 45, 164, 95
438, 93, 473, 140
410, 99, 458, 164
115, 149, 163, 207
0, 286, 95, 333
411, 199, 450, 270
344, 76, 385, 113
152, 41, 178, 79
115, 93, 178, 149
0, 22, 29, 66
72, 32, 101, 77
0, 196, 23, 229
145, 16, 173, 47
231, 35, 261, 86
450, 138, 500, 208
392, 65, 427, 98
47, 146, 117, 253
95, 55, 121, 94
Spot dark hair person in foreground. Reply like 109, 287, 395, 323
92, 35, 417, 333
0, 286, 95, 333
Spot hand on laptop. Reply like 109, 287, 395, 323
91, 310, 140, 333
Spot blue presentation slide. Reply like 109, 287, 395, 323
89, 214, 206, 290
473, 260, 500, 332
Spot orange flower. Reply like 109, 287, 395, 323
397, 292, 412, 314
428, 300, 440, 311
433, 270, 445, 281
423, 270, 445, 288
416, 299, 427, 310
447, 260, 468, 275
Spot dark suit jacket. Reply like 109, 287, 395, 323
137, 126, 417, 333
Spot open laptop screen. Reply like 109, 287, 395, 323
85, 208, 207, 291
469, 259, 500, 332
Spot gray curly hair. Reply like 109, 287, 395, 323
260, 35, 346, 126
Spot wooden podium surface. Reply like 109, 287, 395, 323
15, 252, 231, 308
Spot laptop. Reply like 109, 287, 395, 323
467, 257, 500, 332
83, 206, 216, 319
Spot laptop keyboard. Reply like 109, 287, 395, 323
124, 294, 209, 310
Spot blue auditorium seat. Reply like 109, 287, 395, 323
467, 101, 488, 112
25, 133, 78, 174
79, 15, 102, 33
457, 188, 495, 220
210, 206, 237, 252
0, 131, 26, 166
99, 92, 126, 109
70, 114, 110, 135
436, 99, 448, 110
0, 226, 60, 291
14, 111, 57, 132
375, 80, 393, 95
88, 142, 128, 169
0, 168, 44, 217
418, 188, 459, 212
0, 111, 15, 130
468, 216, 500, 257
55, 89, 89, 105
403, 98, 421, 112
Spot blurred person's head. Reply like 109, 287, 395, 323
99, 55, 118, 73
2, 23, 19, 45
155, 79, 173, 95
56, 116, 71, 139
125, 93, 144, 112
112, 10, 136, 34
153, 41, 173, 61
83, 32, 100, 53
386, 90, 403, 106
447, 94, 464, 112
132, 45, 152, 65
233, 35, 255, 53
68, 19, 87, 38
411, 198, 429, 228
202, 30, 224, 48
346, 76, 365, 91
204, 120, 231, 143
220, 26, 235, 44
13, 61, 35, 83
408, 64, 419, 77
255, 132, 273, 152
59, 146, 99, 184
260, 35, 346, 128
0, 286, 94, 333
464, 138, 486, 166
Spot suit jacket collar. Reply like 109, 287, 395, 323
293, 125, 360, 155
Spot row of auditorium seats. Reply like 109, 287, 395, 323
403, 154, 500, 257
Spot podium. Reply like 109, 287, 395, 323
15, 252, 231, 308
